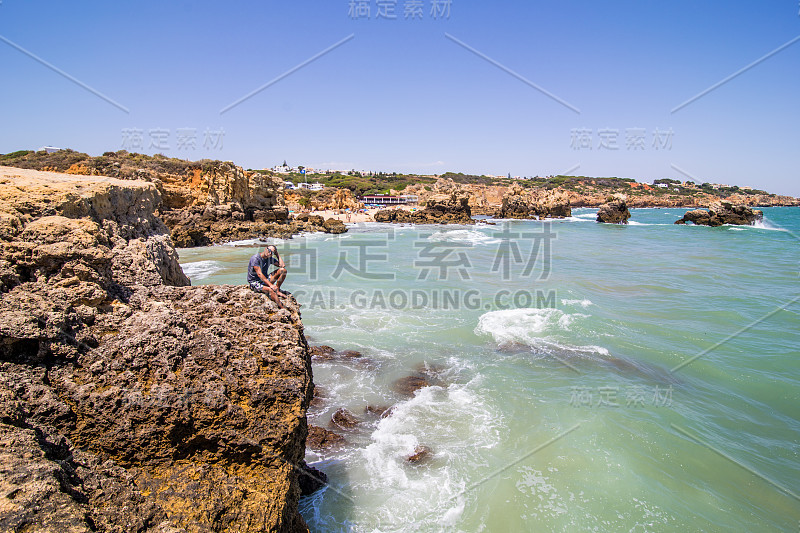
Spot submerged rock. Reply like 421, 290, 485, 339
365, 404, 393, 418
331, 407, 361, 430
406, 445, 433, 464
309, 345, 336, 359
392, 375, 431, 397
307, 425, 347, 451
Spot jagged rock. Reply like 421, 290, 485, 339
0, 167, 313, 532
675, 201, 763, 226
323, 218, 347, 234
307, 425, 346, 451
331, 408, 360, 429
596, 198, 631, 224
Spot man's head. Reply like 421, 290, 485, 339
268, 245, 278, 255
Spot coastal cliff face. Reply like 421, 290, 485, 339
284, 188, 364, 213
0, 167, 314, 532
156, 162, 293, 247
402, 178, 799, 214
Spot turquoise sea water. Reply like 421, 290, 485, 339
179, 208, 800, 532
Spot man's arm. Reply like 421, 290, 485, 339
254, 265, 277, 289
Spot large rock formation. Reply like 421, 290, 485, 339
375, 180, 473, 224
499, 184, 572, 219
0, 167, 315, 532
596, 197, 631, 224
156, 162, 295, 246
374, 191, 472, 224
674, 201, 763, 226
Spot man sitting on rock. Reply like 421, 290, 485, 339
247, 245, 287, 308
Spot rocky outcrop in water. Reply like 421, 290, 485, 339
374, 190, 472, 224
499, 184, 572, 219
674, 201, 764, 226
596, 198, 631, 224
0, 167, 315, 532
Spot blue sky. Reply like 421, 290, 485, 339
1, 1, 798, 195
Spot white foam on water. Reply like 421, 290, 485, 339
220, 237, 285, 247
516, 466, 569, 520
426, 229, 500, 245
749, 219, 789, 232
474, 308, 607, 357
180, 260, 224, 280
475, 308, 575, 342
219, 238, 264, 247
356, 380, 501, 530
561, 298, 593, 309
562, 216, 595, 223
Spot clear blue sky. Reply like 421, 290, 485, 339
1, 1, 798, 195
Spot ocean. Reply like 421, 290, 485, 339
178, 207, 800, 532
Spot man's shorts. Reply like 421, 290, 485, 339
249, 280, 264, 292
249, 270, 279, 292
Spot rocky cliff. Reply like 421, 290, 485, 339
0, 166, 315, 532
284, 188, 364, 213
400, 178, 799, 214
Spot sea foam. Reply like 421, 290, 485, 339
474, 308, 607, 356
181, 260, 224, 280
426, 229, 500, 245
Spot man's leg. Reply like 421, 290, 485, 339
260, 285, 284, 309
270, 268, 287, 290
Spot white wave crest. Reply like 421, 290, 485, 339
474, 308, 606, 356
561, 298, 593, 308
427, 229, 500, 245
181, 260, 223, 280
359, 380, 500, 528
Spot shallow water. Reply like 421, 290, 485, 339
179, 207, 800, 532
